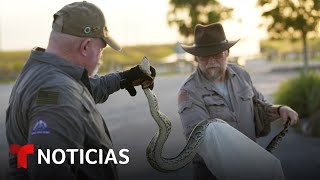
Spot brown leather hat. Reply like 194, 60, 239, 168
181, 23, 239, 56
52, 1, 121, 51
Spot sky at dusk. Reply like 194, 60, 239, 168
0, 0, 266, 56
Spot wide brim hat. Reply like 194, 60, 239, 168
52, 1, 121, 51
181, 23, 239, 56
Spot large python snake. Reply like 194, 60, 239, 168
139, 57, 289, 172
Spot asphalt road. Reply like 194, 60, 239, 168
1, 60, 319, 180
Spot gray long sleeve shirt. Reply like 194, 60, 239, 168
6, 48, 121, 180
178, 64, 272, 141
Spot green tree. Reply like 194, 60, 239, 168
168, 0, 232, 43
257, 0, 320, 73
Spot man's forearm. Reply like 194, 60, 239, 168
89, 73, 122, 104
266, 105, 282, 122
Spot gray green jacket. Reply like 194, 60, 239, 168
178, 64, 272, 141
6, 48, 121, 180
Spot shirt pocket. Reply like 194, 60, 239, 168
238, 88, 254, 101
237, 88, 254, 119
203, 95, 226, 111
203, 95, 235, 122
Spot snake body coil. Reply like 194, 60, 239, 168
143, 88, 215, 172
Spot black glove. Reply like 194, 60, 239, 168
119, 65, 156, 96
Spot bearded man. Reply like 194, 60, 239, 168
177, 23, 298, 180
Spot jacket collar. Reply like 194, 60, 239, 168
30, 47, 86, 81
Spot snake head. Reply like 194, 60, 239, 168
139, 56, 152, 76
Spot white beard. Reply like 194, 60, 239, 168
204, 63, 227, 81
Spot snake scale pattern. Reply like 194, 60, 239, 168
139, 57, 289, 172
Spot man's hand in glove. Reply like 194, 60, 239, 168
119, 65, 156, 96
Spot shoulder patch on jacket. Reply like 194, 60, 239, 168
31, 119, 50, 135
36, 90, 60, 105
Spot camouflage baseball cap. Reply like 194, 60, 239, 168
52, 1, 121, 51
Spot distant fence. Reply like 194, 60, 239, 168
265, 50, 320, 61
106, 60, 195, 75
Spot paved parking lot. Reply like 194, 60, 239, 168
1, 60, 319, 179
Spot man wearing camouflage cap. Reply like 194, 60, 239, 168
6, 1, 155, 180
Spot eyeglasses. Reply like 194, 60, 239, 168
197, 52, 225, 61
